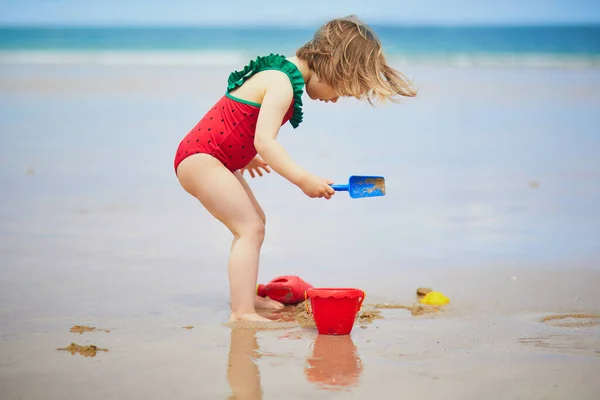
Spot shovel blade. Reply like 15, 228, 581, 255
348, 176, 386, 198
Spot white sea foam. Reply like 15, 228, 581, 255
0, 50, 599, 69
0, 50, 247, 67
389, 53, 600, 69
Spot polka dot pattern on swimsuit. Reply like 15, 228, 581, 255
174, 95, 295, 173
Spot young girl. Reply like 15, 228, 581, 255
174, 15, 417, 322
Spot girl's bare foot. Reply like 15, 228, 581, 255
255, 295, 285, 311
229, 312, 272, 323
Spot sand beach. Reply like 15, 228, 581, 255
0, 55, 599, 399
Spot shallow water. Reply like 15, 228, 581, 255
1, 63, 599, 398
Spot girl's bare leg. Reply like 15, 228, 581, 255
177, 154, 270, 322
234, 171, 284, 311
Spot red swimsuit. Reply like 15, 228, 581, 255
174, 54, 305, 174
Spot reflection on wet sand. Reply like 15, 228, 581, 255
226, 327, 263, 400
305, 335, 364, 391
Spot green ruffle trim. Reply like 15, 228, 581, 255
226, 53, 305, 129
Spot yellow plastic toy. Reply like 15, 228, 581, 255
419, 291, 450, 306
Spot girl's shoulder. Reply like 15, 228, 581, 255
226, 54, 305, 128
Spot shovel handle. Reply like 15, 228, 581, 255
330, 184, 349, 191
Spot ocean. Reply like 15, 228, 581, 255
1, 25, 599, 67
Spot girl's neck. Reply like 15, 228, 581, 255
287, 56, 313, 84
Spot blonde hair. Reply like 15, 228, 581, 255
296, 15, 417, 104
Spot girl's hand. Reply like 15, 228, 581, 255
241, 155, 271, 178
299, 174, 335, 199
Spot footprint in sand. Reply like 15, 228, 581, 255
540, 314, 600, 328
70, 325, 110, 334
519, 314, 600, 357
57, 343, 109, 358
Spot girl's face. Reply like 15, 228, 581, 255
306, 74, 339, 103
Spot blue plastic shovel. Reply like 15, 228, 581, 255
330, 175, 386, 198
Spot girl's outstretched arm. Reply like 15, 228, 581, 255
254, 71, 308, 186
254, 71, 334, 199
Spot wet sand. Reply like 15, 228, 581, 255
1, 61, 599, 399
1, 293, 599, 399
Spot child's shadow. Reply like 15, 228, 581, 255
226, 327, 263, 400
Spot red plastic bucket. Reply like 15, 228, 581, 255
305, 288, 365, 335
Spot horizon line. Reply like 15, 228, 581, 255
1, 21, 600, 29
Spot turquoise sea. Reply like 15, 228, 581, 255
1, 25, 600, 67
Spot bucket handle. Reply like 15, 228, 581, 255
304, 291, 312, 315
304, 290, 366, 314
357, 291, 366, 311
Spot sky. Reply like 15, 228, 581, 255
0, 0, 599, 26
